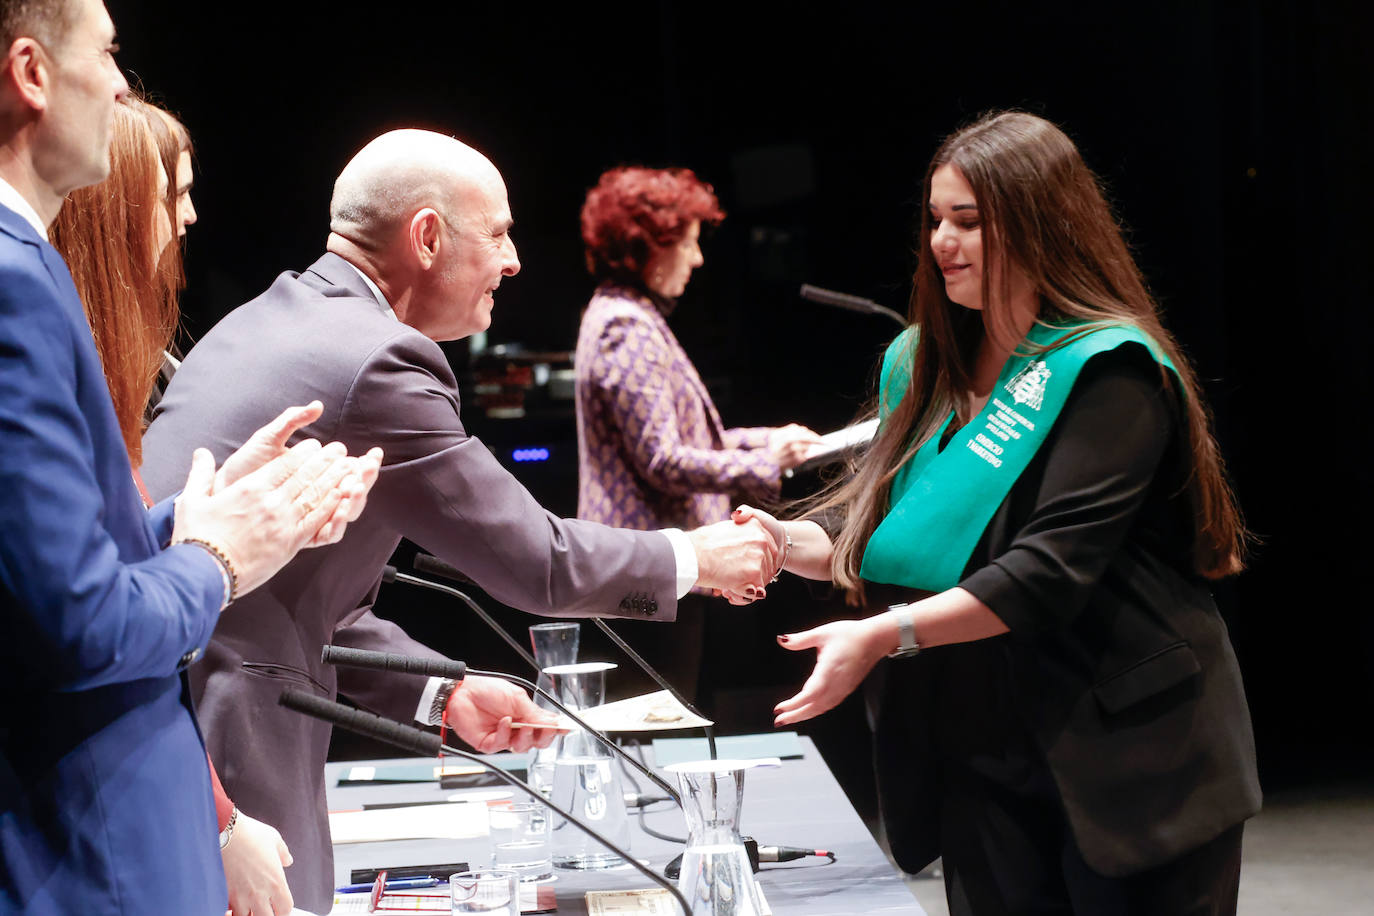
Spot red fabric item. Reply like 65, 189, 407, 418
208, 752, 234, 830
131, 467, 154, 509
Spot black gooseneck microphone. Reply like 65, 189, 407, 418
798, 283, 908, 327
277, 689, 690, 915
384, 562, 539, 672
321, 643, 468, 681
319, 644, 682, 807
403, 556, 718, 759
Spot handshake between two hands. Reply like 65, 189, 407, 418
686, 504, 786, 606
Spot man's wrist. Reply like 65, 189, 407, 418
659, 528, 698, 597
175, 537, 237, 610
428, 678, 459, 726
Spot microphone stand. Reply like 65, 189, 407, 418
469, 666, 684, 807
591, 618, 717, 761
799, 282, 908, 327
321, 645, 682, 807
399, 557, 718, 760
278, 689, 690, 916
384, 566, 539, 672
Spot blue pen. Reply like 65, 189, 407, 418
336, 876, 443, 893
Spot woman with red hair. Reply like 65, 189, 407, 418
574, 166, 818, 701
51, 94, 301, 916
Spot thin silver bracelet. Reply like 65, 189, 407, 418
770, 531, 793, 583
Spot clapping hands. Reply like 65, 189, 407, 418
172, 401, 383, 600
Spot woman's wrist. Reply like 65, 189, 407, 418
869, 608, 905, 657
770, 528, 793, 582
780, 519, 834, 580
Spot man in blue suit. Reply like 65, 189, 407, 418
0, 2, 384, 912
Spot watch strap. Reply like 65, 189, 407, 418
886, 604, 921, 659
428, 678, 458, 725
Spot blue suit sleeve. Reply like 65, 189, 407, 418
0, 255, 222, 691
147, 494, 178, 546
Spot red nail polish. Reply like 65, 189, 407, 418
777, 634, 790, 644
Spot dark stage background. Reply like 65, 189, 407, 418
111, 0, 1372, 802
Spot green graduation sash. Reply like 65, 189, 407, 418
859, 321, 1176, 592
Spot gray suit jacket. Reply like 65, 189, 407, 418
142, 253, 678, 913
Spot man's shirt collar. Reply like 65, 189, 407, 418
341, 259, 397, 321
0, 176, 50, 238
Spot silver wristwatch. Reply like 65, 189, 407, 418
428, 678, 458, 725
886, 604, 921, 659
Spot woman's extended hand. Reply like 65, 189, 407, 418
773, 618, 889, 726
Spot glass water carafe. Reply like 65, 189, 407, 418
545, 661, 630, 869
667, 760, 768, 916
527, 622, 580, 797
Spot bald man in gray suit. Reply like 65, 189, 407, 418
142, 130, 778, 913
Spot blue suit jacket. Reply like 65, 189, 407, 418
0, 203, 227, 914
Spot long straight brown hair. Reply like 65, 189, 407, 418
823, 112, 1247, 603
51, 95, 181, 466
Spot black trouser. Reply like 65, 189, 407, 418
940, 762, 1243, 916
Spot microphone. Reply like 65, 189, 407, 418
382, 564, 539, 671
412, 553, 472, 585
319, 644, 682, 807
278, 689, 690, 915
280, 687, 441, 756
408, 555, 717, 758
799, 283, 907, 327
321, 644, 467, 681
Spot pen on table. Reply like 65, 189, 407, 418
336, 877, 443, 893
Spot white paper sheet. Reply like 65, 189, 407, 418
559, 689, 712, 733
327, 800, 488, 844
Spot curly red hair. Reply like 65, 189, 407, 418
580, 166, 725, 282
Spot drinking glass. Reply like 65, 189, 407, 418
489, 802, 554, 882
449, 869, 518, 916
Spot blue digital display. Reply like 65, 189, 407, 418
512, 447, 550, 463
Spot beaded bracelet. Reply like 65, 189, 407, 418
177, 537, 239, 609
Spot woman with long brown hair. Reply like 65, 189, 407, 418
741, 112, 1259, 914
51, 94, 300, 916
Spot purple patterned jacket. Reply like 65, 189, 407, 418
575, 284, 781, 531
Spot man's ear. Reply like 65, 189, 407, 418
409, 208, 443, 271
4, 39, 52, 113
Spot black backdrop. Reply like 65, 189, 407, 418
109, 0, 1373, 790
